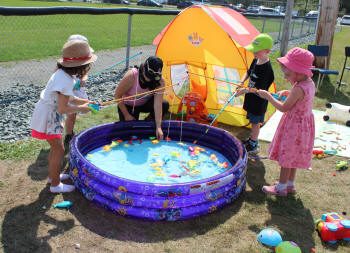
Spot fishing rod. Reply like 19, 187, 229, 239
193, 91, 238, 144
187, 71, 287, 101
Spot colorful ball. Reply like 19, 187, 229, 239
257, 228, 283, 247
275, 241, 302, 253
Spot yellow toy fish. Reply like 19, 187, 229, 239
151, 139, 159, 144
110, 141, 119, 147
103, 145, 111, 152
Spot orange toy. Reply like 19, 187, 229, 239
177, 92, 217, 126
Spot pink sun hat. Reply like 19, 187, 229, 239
277, 47, 315, 77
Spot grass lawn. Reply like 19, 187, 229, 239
0, 0, 305, 61
1, 2, 350, 253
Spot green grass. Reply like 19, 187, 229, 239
0, 0, 305, 61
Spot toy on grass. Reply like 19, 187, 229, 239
315, 212, 350, 244
323, 102, 350, 127
275, 241, 301, 253
53, 200, 73, 209
312, 149, 337, 159
257, 228, 283, 247
336, 161, 348, 171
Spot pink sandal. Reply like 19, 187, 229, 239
262, 185, 288, 196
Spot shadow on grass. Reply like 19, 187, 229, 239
315, 75, 350, 105
248, 194, 316, 252
2, 149, 74, 253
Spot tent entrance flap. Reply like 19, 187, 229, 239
187, 65, 207, 101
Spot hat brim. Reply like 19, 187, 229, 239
245, 44, 258, 53
58, 54, 97, 68
277, 56, 314, 78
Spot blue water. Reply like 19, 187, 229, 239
85, 139, 232, 184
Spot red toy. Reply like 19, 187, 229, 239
315, 212, 350, 244
177, 92, 217, 125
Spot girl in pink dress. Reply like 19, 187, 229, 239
257, 47, 316, 196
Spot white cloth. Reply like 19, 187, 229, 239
30, 69, 75, 135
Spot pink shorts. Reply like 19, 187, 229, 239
31, 129, 62, 140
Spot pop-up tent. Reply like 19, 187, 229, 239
153, 5, 276, 126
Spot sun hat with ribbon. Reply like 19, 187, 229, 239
58, 40, 97, 68
277, 47, 315, 77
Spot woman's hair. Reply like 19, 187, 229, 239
57, 63, 91, 79
138, 56, 163, 90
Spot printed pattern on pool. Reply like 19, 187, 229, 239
69, 120, 247, 221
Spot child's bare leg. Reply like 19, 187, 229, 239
47, 138, 65, 186
287, 168, 297, 193
288, 168, 297, 181
250, 123, 260, 141
279, 167, 291, 184
65, 113, 77, 135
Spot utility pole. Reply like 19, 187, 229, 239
315, 0, 340, 68
280, 0, 294, 56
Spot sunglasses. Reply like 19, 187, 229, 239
145, 61, 162, 81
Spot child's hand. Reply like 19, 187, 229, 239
256, 90, 271, 100
277, 90, 290, 98
79, 103, 91, 113
235, 88, 248, 97
156, 127, 164, 140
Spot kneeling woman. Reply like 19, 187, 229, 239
114, 56, 169, 140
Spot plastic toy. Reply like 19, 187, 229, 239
272, 93, 287, 102
312, 149, 337, 159
257, 228, 283, 247
177, 92, 217, 125
315, 212, 350, 244
323, 102, 350, 127
53, 200, 73, 209
336, 161, 348, 171
88, 103, 100, 113
275, 241, 301, 253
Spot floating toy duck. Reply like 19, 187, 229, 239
103, 145, 111, 152
151, 139, 159, 144
170, 151, 181, 158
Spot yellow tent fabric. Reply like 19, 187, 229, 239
154, 5, 276, 126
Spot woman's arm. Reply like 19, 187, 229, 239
70, 96, 89, 105
257, 86, 304, 112
57, 93, 90, 114
114, 70, 135, 120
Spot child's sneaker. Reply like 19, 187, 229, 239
50, 183, 75, 193
245, 139, 259, 154
47, 173, 70, 184
287, 185, 296, 194
262, 185, 287, 196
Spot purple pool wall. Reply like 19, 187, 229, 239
69, 120, 247, 221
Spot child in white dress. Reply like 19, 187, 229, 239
30, 40, 97, 193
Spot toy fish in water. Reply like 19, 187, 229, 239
169, 174, 181, 178
53, 200, 73, 209
151, 139, 159, 144
149, 136, 156, 140
110, 141, 119, 147
165, 137, 171, 142
103, 145, 111, 152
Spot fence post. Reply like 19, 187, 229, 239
277, 17, 283, 41
125, 13, 133, 70
299, 18, 304, 37
261, 17, 266, 33
290, 18, 295, 39
307, 18, 311, 34
280, 0, 294, 56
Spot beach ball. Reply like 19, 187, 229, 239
257, 228, 283, 247
275, 241, 302, 253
